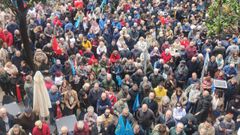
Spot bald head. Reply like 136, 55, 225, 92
0, 107, 7, 118
176, 122, 184, 133
61, 126, 68, 135
141, 104, 148, 112
203, 90, 209, 97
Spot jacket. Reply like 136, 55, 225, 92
169, 127, 186, 135
32, 123, 50, 135
154, 86, 167, 102
0, 114, 15, 135
170, 93, 187, 107
73, 122, 90, 135
97, 98, 112, 115
15, 113, 38, 134
136, 109, 155, 128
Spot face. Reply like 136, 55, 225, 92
176, 124, 184, 133
149, 93, 155, 100
37, 123, 43, 129
13, 127, 20, 134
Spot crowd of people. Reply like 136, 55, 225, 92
0, 0, 240, 134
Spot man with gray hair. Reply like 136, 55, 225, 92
169, 122, 186, 135
0, 107, 15, 134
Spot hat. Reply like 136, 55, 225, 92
24, 108, 32, 113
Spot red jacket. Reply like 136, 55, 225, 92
0, 30, 5, 42
4, 32, 13, 46
32, 123, 50, 135
186, 46, 197, 59
74, 122, 90, 135
161, 51, 172, 63
110, 53, 120, 64
180, 39, 190, 48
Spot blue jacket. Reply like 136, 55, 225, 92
99, 18, 106, 30
49, 91, 61, 106
97, 98, 112, 115
223, 65, 237, 76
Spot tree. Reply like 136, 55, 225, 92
2, 0, 44, 71
206, 0, 240, 37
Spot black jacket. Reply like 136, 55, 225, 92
0, 114, 15, 135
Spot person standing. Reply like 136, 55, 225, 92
0, 107, 15, 134
136, 104, 155, 135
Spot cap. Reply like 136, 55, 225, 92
24, 108, 32, 114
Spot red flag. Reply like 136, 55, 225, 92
16, 85, 22, 102
52, 36, 62, 55
56, 104, 62, 119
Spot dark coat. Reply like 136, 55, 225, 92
195, 95, 212, 123
0, 114, 15, 135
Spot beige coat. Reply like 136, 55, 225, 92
170, 92, 188, 107
33, 49, 48, 67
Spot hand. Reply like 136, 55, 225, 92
195, 112, 200, 116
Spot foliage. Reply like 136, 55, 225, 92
206, 0, 240, 36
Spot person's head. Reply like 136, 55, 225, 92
136, 69, 143, 75
210, 56, 216, 62
87, 106, 94, 116
46, 23, 51, 28
25, 75, 32, 83
15, 50, 21, 57
224, 113, 233, 122
56, 59, 61, 65
204, 118, 213, 127
122, 108, 129, 117
230, 63, 235, 68
35, 120, 43, 129
61, 126, 68, 135
132, 84, 138, 91
165, 110, 172, 119
149, 92, 155, 100
202, 90, 209, 97
12, 124, 21, 135
93, 83, 99, 90
141, 104, 148, 112
176, 103, 182, 109
104, 108, 111, 118
217, 54, 223, 59
191, 57, 197, 62
106, 73, 112, 81
50, 85, 58, 93
143, 76, 148, 82
175, 87, 182, 96
176, 123, 184, 133
77, 121, 84, 130
192, 72, 197, 80
0, 107, 7, 118
153, 68, 159, 75
101, 92, 107, 101
24, 107, 32, 117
